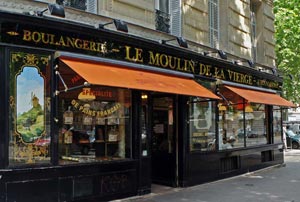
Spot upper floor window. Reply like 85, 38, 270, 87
208, 0, 219, 48
250, 2, 257, 62
56, 0, 97, 14
155, 0, 182, 36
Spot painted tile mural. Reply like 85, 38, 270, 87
16, 66, 44, 143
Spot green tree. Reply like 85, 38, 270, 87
274, 0, 300, 103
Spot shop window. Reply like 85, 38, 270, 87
58, 85, 132, 164
273, 106, 282, 144
56, 0, 97, 14
141, 93, 149, 157
218, 103, 245, 150
217, 86, 268, 150
245, 103, 267, 146
209, 0, 219, 48
9, 52, 51, 166
155, 0, 182, 36
189, 99, 216, 152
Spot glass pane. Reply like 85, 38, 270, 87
159, 0, 169, 14
189, 99, 216, 152
152, 97, 174, 153
219, 103, 245, 150
246, 103, 267, 146
141, 93, 149, 156
273, 106, 282, 143
58, 85, 131, 164
9, 52, 51, 166
218, 86, 268, 149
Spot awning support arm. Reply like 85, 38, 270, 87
216, 91, 230, 106
55, 70, 68, 91
54, 67, 91, 96
54, 81, 90, 96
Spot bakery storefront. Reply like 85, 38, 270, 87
0, 11, 294, 201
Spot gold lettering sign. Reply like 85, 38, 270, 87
23, 30, 107, 53
71, 99, 121, 117
20, 29, 280, 90
147, 50, 195, 73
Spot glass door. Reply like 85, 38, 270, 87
151, 95, 176, 186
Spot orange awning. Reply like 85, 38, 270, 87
59, 58, 220, 99
224, 85, 295, 107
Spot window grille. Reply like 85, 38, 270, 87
155, 0, 170, 33
155, 0, 182, 36
56, 0, 97, 14
155, 9, 170, 33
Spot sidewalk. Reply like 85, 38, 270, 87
114, 150, 300, 202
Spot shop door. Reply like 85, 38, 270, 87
151, 96, 177, 186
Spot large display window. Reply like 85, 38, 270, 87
189, 99, 217, 152
58, 87, 132, 164
218, 86, 268, 150
218, 103, 245, 150
245, 103, 267, 146
55, 57, 133, 164
273, 106, 282, 144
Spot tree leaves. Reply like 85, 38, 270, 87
274, 0, 300, 103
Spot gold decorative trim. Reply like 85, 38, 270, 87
10, 52, 50, 164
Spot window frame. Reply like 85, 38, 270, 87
208, 0, 220, 48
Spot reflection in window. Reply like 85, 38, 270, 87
245, 103, 267, 146
273, 106, 282, 143
141, 93, 149, 156
218, 103, 245, 150
218, 103, 268, 149
218, 86, 268, 150
58, 87, 131, 164
189, 99, 216, 152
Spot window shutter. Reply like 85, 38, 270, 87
209, 0, 219, 48
86, 0, 97, 14
250, 3, 257, 61
170, 0, 182, 36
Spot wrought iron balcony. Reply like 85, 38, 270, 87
155, 9, 170, 33
56, 0, 87, 11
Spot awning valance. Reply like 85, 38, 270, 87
58, 57, 220, 100
224, 85, 295, 107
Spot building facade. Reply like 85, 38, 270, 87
0, 0, 294, 201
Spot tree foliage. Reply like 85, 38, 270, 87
274, 0, 300, 103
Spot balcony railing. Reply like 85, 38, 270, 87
57, 0, 87, 11
155, 9, 170, 33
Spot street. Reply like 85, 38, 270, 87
116, 150, 300, 202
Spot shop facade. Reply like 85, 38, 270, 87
0, 10, 294, 202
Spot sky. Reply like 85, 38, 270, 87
16, 66, 44, 115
